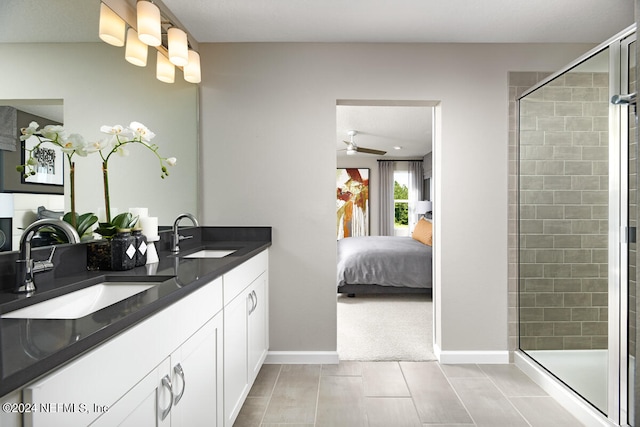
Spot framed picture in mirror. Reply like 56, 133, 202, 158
21, 135, 64, 187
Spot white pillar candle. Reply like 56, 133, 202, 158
0, 194, 14, 217
139, 216, 158, 239
128, 207, 149, 218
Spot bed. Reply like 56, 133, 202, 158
336, 235, 432, 296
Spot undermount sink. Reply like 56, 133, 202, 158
182, 249, 237, 258
2, 281, 163, 320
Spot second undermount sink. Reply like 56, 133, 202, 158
182, 249, 237, 258
1, 281, 164, 320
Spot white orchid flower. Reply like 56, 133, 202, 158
129, 121, 156, 142
85, 138, 113, 154
100, 124, 124, 135
166, 157, 177, 166
40, 125, 66, 140
20, 121, 39, 141
117, 146, 130, 157
61, 133, 87, 156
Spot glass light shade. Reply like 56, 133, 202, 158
137, 1, 161, 46
156, 52, 175, 83
184, 50, 201, 83
98, 3, 126, 47
168, 28, 189, 66
125, 28, 148, 67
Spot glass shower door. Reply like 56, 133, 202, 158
518, 46, 612, 414
626, 37, 638, 426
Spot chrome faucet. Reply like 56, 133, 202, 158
171, 213, 199, 253
15, 219, 80, 295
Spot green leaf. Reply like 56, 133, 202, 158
95, 222, 117, 238
110, 212, 139, 229
76, 213, 98, 237
61, 211, 98, 239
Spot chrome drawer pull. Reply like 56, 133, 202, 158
158, 374, 173, 420
173, 363, 186, 405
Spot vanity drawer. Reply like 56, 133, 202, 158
223, 250, 268, 306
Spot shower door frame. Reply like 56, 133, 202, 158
516, 24, 636, 426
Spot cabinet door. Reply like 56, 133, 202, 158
171, 314, 223, 427
247, 272, 268, 384
90, 358, 172, 427
223, 289, 250, 426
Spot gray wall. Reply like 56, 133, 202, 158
198, 42, 595, 358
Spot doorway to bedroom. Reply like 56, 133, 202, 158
335, 99, 436, 361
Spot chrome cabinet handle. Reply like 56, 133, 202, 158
247, 292, 254, 314
158, 374, 173, 421
173, 363, 186, 405
248, 290, 257, 314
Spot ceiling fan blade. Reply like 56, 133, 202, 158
356, 147, 387, 155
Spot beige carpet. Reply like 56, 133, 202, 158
337, 293, 435, 361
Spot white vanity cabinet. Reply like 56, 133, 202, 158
4, 248, 269, 427
92, 314, 223, 427
0, 390, 22, 427
223, 250, 269, 427
23, 276, 224, 427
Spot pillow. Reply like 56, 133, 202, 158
412, 218, 433, 246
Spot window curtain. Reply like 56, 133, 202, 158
378, 161, 395, 236
408, 160, 424, 231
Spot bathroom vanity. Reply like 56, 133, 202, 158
0, 226, 271, 427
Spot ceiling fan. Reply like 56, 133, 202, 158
341, 130, 386, 156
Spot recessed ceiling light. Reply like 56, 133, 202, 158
393, 146, 402, 150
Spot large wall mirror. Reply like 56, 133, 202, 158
0, 1, 199, 251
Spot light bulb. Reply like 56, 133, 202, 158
168, 28, 189, 67
184, 50, 201, 84
98, 3, 126, 47
125, 28, 148, 67
137, 1, 161, 47
156, 52, 175, 83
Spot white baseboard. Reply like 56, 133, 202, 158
434, 343, 509, 364
265, 351, 340, 365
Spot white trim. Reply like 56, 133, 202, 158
264, 351, 339, 365
434, 343, 509, 364
515, 352, 616, 427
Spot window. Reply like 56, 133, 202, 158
394, 170, 409, 236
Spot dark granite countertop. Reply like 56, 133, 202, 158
0, 226, 271, 397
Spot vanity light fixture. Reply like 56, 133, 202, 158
168, 27, 189, 66
156, 51, 175, 83
137, 0, 162, 47
98, 0, 202, 84
184, 50, 202, 83
125, 28, 148, 67
99, 3, 126, 47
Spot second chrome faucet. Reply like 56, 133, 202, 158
171, 213, 199, 253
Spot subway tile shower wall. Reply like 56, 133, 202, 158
517, 71, 609, 351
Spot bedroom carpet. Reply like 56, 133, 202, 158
337, 293, 435, 361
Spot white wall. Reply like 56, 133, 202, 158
0, 43, 198, 226
199, 42, 596, 357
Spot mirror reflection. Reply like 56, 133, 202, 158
0, 1, 199, 252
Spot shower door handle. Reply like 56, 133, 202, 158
627, 227, 636, 243
612, 92, 636, 105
